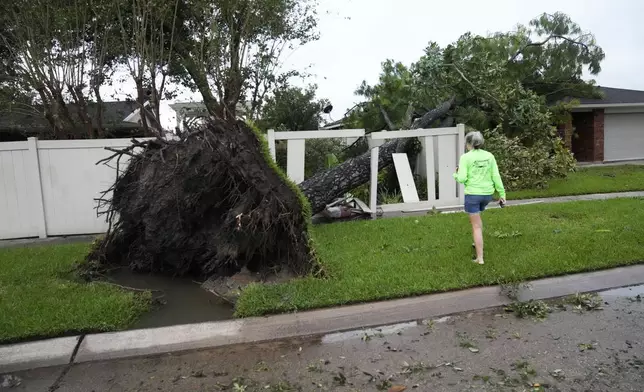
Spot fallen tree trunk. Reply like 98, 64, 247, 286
301, 98, 455, 214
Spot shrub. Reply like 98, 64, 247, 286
484, 127, 575, 190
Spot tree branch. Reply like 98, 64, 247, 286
509, 34, 590, 63
378, 104, 397, 131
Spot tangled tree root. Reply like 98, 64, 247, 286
86, 119, 316, 279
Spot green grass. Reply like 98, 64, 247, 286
0, 243, 150, 343
509, 165, 644, 200
235, 198, 644, 317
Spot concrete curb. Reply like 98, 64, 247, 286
0, 336, 81, 373
3, 265, 644, 372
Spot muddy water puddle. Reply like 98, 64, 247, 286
107, 268, 234, 329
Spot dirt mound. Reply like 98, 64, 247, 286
87, 119, 316, 279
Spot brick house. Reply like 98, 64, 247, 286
561, 87, 644, 163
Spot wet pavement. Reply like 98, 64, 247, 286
4, 286, 644, 391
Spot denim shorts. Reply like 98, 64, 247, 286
464, 194, 493, 214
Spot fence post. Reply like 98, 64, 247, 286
286, 139, 306, 184
368, 136, 384, 218
27, 137, 48, 238
423, 136, 436, 203
456, 124, 466, 204
267, 129, 276, 161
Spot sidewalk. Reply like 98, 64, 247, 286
6, 284, 644, 391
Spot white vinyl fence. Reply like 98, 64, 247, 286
0, 126, 466, 239
367, 125, 465, 216
266, 125, 466, 217
0, 137, 136, 240
266, 128, 366, 184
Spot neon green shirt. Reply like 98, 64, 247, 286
453, 149, 506, 198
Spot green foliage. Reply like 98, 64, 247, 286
257, 84, 327, 132
257, 83, 345, 179
172, 0, 320, 116
484, 126, 575, 190
349, 12, 604, 189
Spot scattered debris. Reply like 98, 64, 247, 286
468, 347, 480, 353
320, 196, 371, 222
485, 328, 498, 340
550, 369, 565, 379
255, 361, 270, 372
492, 230, 523, 239
1, 375, 21, 388
512, 360, 537, 381
505, 299, 550, 320
472, 374, 491, 382
388, 386, 407, 392
401, 361, 434, 374
568, 293, 604, 312
307, 363, 323, 373
578, 342, 598, 352
333, 372, 347, 386
376, 379, 392, 390
232, 382, 248, 392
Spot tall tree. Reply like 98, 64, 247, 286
114, 0, 181, 134
257, 84, 327, 132
170, 0, 319, 119
0, 0, 115, 138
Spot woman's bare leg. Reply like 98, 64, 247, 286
469, 213, 484, 264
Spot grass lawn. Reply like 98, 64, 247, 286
236, 198, 644, 317
508, 164, 644, 200
0, 243, 149, 343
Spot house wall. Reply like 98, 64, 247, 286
572, 106, 644, 162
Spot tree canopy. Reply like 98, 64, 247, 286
0, 0, 320, 137
257, 84, 327, 132
348, 12, 604, 189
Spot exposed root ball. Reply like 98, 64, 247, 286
89, 119, 315, 278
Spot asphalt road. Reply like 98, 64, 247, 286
4, 286, 644, 392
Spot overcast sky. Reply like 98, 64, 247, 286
111, 0, 644, 128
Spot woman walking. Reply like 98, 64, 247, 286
453, 131, 506, 265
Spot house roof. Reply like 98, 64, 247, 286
577, 87, 644, 106
319, 118, 344, 130
0, 101, 142, 132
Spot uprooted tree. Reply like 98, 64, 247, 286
89, 119, 318, 279
84, 11, 605, 281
